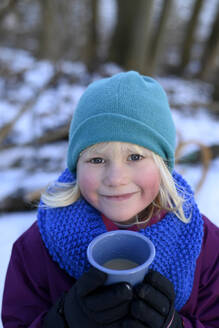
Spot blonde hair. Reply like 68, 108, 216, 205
41, 142, 189, 223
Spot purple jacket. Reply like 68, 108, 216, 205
1, 215, 219, 328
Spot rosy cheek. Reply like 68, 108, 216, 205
78, 171, 98, 199
140, 168, 160, 197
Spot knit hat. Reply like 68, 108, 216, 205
67, 71, 176, 172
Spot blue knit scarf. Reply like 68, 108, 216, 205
38, 169, 203, 311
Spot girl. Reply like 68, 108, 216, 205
2, 71, 219, 328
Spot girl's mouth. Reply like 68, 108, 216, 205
101, 192, 138, 201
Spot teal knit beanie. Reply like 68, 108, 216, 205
67, 71, 176, 172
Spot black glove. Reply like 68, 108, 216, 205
122, 270, 183, 328
43, 267, 133, 328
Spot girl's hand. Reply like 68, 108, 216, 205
123, 270, 183, 328
44, 267, 133, 328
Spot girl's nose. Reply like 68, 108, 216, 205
103, 164, 129, 187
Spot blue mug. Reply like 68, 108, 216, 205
87, 230, 155, 285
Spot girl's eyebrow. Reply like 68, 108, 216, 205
121, 146, 147, 156
80, 150, 105, 159
124, 147, 141, 153
87, 150, 106, 156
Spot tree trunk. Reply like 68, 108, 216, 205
83, 0, 99, 72
146, 0, 173, 75
199, 2, 219, 79
125, 0, 154, 72
108, 0, 154, 73
108, 0, 138, 67
212, 69, 219, 101
178, 0, 205, 74
38, 0, 69, 60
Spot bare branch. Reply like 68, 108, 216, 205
0, 69, 62, 145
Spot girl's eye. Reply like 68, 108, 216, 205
89, 157, 105, 164
128, 154, 144, 161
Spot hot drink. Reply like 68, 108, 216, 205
103, 258, 139, 270
87, 230, 155, 285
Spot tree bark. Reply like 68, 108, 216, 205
125, 0, 154, 72
108, 0, 138, 66
38, 0, 65, 60
199, 2, 219, 79
108, 0, 154, 73
38, 0, 81, 61
83, 0, 99, 72
212, 69, 219, 101
178, 0, 205, 74
146, 0, 173, 75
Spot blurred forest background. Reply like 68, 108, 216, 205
1, 0, 219, 78
0, 0, 219, 213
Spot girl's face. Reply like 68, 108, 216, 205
77, 142, 161, 224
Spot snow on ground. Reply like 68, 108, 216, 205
177, 159, 219, 222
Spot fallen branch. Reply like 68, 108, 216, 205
0, 69, 62, 145
175, 137, 212, 193
177, 144, 219, 164
0, 123, 70, 150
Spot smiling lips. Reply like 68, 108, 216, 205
101, 192, 139, 201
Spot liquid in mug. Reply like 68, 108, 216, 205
103, 258, 139, 270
